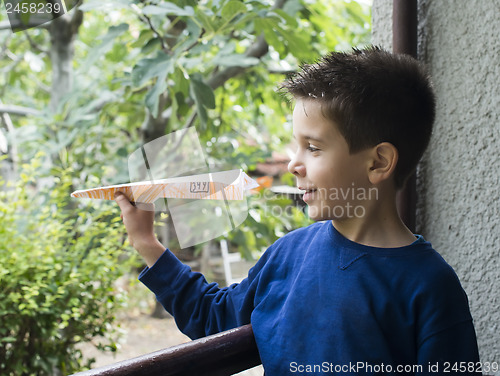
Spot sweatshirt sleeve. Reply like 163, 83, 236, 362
138, 248, 265, 340
417, 319, 481, 375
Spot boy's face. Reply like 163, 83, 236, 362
289, 99, 372, 221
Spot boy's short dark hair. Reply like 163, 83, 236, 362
280, 46, 436, 189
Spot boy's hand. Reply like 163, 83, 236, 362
114, 192, 165, 267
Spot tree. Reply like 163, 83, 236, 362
1, 0, 371, 174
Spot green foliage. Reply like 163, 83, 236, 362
1, 0, 371, 176
0, 155, 137, 375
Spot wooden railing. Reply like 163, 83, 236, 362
71, 324, 261, 376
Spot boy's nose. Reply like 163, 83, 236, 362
288, 157, 306, 177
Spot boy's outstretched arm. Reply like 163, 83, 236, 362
113, 191, 260, 339
114, 192, 165, 267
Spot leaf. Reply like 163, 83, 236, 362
221, 0, 247, 21
140, 38, 162, 55
282, 0, 303, 17
189, 75, 215, 127
132, 51, 174, 117
97, 23, 129, 42
142, 3, 194, 17
130, 29, 154, 48
194, 8, 216, 34
145, 76, 168, 118
172, 18, 202, 54
230, 11, 259, 29
141, 5, 169, 15
83, 23, 129, 67
1, 337, 17, 343
78, 0, 131, 12
190, 75, 215, 109
277, 26, 310, 60
254, 18, 284, 56
212, 54, 259, 67
131, 51, 173, 88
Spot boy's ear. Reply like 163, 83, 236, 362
367, 142, 398, 185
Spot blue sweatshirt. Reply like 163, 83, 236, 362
139, 221, 480, 375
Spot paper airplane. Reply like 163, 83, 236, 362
70, 169, 259, 204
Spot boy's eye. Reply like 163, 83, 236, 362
307, 145, 320, 152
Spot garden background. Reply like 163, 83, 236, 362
0, 0, 371, 374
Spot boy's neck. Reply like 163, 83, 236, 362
331, 192, 416, 249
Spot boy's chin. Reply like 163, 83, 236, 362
307, 206, 332, 222
307, 203, 364, 222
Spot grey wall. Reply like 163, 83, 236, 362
373, 0, 500, 365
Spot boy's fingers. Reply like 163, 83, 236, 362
114, 192, 134, 212
115, 192, 154, 212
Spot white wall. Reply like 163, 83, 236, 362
372, 0, 500, 365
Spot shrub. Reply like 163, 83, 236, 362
0, 155, 137, 375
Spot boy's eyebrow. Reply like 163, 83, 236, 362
293, 133, 323, 143
305, 135, 323, 143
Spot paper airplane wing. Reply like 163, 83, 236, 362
70, 169, 260, 203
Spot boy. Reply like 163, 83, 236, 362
115, 46, 480, 375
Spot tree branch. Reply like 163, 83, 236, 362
0, 104, 41, 117
141, 13, 168, 52
146, 0, 288, 137
206, 35, 268, 91
0, 100, 19, 174
0, 124, 7, 154
49, 10, 83, 111
0, 21, 10, 31
158, 0, 288, 124
24, 31, 49, 54
206, 0, 288, 91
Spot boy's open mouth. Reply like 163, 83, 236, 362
298, 187, 317, 193
299, 187, 317, 203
